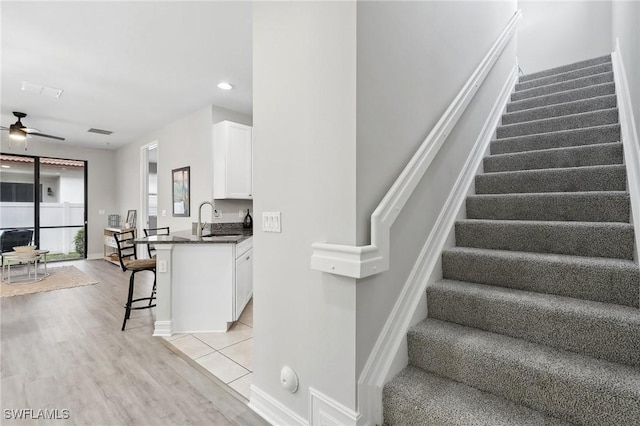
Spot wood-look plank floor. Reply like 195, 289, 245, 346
1, 260, 267, 426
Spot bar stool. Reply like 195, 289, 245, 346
114, 230, 156, 331
143, 227, 170, 258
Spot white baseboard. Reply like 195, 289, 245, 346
356, 65, 519, 425
249, 385, 308, 426
153, 320, 172, 337
309, 388, 361, 426
612, 40, 640, 263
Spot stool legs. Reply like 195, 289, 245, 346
122, 272, 136, 331
121, 269, 157, 331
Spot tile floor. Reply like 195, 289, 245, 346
164, 299, 254, 400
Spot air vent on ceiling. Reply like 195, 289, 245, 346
87, 128, 113, 135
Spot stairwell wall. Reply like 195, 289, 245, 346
354, 1, 517, 378
517, 0, 612, 74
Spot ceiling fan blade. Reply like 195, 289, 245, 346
0, 126, 9, 131
28, 132, 65, 141
23, 127, 41, 133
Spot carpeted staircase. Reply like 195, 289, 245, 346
383, 55, 640, 425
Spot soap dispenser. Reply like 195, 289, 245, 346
243, 209, 253, 229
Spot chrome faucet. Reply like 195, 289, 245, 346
197, 201, 215, 238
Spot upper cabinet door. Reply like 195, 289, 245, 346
213, 121, 253, 199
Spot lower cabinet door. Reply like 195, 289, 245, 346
235, 248, 253, 320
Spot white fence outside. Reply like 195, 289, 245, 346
0, 202, 84, 254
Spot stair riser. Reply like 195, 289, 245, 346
496, 109, 618, 139
516, 62, 612, 91
484, 143, 623, 173
442, 250, 640, 307
491, 125, 620, 155
503, 95, 617, 125
519, 55, 611, 83
475, 165, 627, 194
408, 321, 640, 425
511, 72, 613, 102
466, 193, 631, 222
383, 367, 571, 426
427, 283, 640, 367
508, 83, 615, 113
455, 221, 635, 260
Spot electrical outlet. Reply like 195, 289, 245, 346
158, 260, 167, 273
161, 210, 167, 217
98, 209, 105, 215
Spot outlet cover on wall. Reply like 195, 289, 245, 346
262, 212, 281, 232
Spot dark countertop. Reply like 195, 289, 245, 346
134, 227, 253, 245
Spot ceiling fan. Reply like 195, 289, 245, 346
1, 111, 65, 142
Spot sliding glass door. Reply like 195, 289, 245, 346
0, 154, 87, 261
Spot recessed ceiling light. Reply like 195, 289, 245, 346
217, 82, 233, 90
1, 165, 11, 169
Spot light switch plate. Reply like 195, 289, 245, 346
262, 212, 281, 232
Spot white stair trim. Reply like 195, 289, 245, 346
310, 10, 522, 279
612, 39, 640, 263
356, 66, 519, 426
309, 388, 361, 426
249, 385, 308, 426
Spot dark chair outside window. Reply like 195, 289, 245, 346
1, 229, 34, 268
143, 227, 170, 259
113, 230, 156, 331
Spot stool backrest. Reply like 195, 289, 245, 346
143, 227, 170, 258
113, 230, 138, 272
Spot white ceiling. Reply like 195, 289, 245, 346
1, 1, 252, 150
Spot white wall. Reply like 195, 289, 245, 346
517, 0, 612, 74
115, 105, 253, 234
253, 0, 358, 421
0, 136, 116, 258
355, 0, 517, 376
612, 0, 640, 131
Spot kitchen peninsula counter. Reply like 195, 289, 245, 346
137, 226, 253, 336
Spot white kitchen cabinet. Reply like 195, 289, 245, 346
213, 120, 253, 199
235, 247, 253, 320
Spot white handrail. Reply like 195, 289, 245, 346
310, 10, 523, 279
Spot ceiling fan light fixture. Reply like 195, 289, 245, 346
9, 125, 26, 141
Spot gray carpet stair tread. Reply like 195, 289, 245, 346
502, 95, 616, 125
496, 108, 618, 139
465, 191, 630, 222
383, 366, 570, 426
442, 247, 640, 307
427, 280, 640, 367
519, 55, 611, 83
408, 319, 640, 425
515, 62, 612, 92
483, 142, 623, 173
507, 82, 615, 113
475, 164, 626, 194
511, 72, 613, 102
490, 124, 620, 155
455, 219, 634, 259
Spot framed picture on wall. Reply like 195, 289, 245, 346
125, 210, 137, 228
172, 166, 190, 217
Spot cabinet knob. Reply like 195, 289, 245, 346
246, 256, 251, 261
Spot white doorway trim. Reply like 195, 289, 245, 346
140, 141, 158, 258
